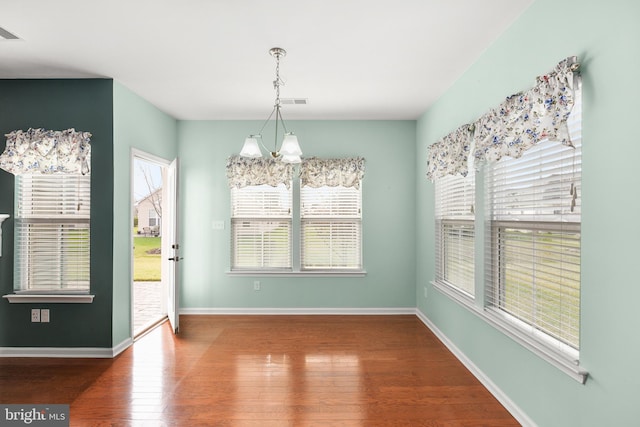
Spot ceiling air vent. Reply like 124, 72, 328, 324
0, 27, 20, 40
280, 98, 308, 105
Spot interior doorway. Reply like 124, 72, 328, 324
132, 153, 168, 338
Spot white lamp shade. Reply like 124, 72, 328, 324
240, 136, 262, 158
279, 133, 302, 156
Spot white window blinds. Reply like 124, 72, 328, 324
485, 86, 582, 353
301, 185, 362, 270
231, 183, 292, 270
434, 174, 475, 295
14, 174, 91, 293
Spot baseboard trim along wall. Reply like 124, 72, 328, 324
112, 338, 133, 357
414, 309, 535, 427
0, 347, 115, 358
0, 338, 133, 358
179, 307, 416, 315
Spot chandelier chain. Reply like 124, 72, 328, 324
274, 53, 282, 106
240, 47, 301, 163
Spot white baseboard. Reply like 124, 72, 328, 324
415, 309, 536, 427
0, 338, 133, 358
180, 307, 416, 315
112, 338, 133, 357
0, 346, 115, 358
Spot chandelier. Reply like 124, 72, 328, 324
239, 47, 303, 164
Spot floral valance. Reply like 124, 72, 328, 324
0, 128, 91, 175
426, 124, 474, 181
299, 157, 365, 189
226, 155, 294, 189
426, 56, 579, 181
473, 57, 578, 163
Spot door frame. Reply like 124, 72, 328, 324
130, 149, 174, 339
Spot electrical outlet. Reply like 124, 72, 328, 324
424, 286, 428, 299
41, 309, 50, 323
253, 281, 261, 291
31, 308, 40, 323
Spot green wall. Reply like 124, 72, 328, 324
112, 82, 178, 345
416, 0, 640, 425
178, 120, 416, 309
0, 79, 114, 347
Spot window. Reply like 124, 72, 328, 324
14, 174, 91, 293
485, 91, 582, 356
230, 183, 292, 270
148, 208, 158, 227
227, 156, 365, 274
301, 184, 362, 270
428, 59, 584, 380
435, 173, 475, 296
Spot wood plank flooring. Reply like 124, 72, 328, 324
0, 315, 520, 426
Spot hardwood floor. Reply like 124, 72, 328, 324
0, 315, 520, 426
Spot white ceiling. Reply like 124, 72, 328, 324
0, 0, 533, 120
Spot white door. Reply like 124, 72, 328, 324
162, 158, 180, 333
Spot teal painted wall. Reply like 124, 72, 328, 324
112, 82, 178, 345
178, 120, 416, 309
416, 0, 640, 425
0, 79, 114, 347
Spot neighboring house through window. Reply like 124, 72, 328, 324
136, 188, 162, 235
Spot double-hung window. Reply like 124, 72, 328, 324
231, 183, 292, 270
227, 156, 294, 271
14, 174, 91, 293
301, 184, 362, 270
485, 81, 582, 358
434, 173, 475, 296
227, 156, 365, 273
485, 132, 581, 356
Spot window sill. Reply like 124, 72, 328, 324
227, 270, 367, 278
431, 280, 475, 310
431, 280, 588, 384
3, 294, 95, 304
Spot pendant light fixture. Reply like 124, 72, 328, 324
239, 47, 302, 163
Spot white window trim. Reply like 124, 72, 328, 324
431, 279, 474, 308
3, 293, 95, 304
431, 281, 587, 383
227, 268, 366, 277
11, 174, 91, 295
